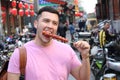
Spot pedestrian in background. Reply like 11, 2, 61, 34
23, 25, 29, 35
7, 6, 90, 80
15, 25, 20, 36
57, 22, 67, 38
99, 21, 116, 48
69, 22, 75, 41
78, 19, 86, 32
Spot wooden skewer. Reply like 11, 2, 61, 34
42, 31, 68, 43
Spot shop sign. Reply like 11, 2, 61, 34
21, 0, 34, 3
46, 0, 66, 5
39, 0, 58, 7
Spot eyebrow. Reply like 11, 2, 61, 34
43, 17, 58, 22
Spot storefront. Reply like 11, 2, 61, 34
1, 0, 34, 36
0, 1, 4, 38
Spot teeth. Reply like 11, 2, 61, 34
46, 31, 52, 34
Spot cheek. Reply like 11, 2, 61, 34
36, 26, 42, 35
53, 27, 58, 34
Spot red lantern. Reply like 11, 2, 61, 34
2, 12, 6, 24
75, 13, 82, 16
1, 12, 6, 24
25, 10, 29, 16
30, 4, 34, 10
30, 10, 34, 16
2, 12, 6, 18
24, 3, 29, 9
19, 9, 24, 16
11, 8, 17, 16
12, 0, 16, 7
18, 2, 23, 9
1, 7, 6, 11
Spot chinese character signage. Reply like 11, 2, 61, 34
21, 0, 34, 3
39, 0, 58, 7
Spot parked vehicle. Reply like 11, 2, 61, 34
70, 29, 91, 50
90, 33, 120, 80
86, 18, 98, 31
101, 40, 120, 80
90, 45, 106, 80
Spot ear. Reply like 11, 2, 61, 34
34, 20, 38, 29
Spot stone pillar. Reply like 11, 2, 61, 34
0, 1, 4, 38
34, 0, 39, 13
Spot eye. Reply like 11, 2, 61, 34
53, 21, 58, 26
43, 19, 50, 23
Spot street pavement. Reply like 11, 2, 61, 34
65, 30, 95, 80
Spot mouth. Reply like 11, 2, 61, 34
42, 30, 53, 38
42, 30, 68, 43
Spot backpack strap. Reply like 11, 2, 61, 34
19, 46, 27, 75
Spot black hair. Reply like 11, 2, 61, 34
37, 6, 59, 20
70, 22, 73, 24
104, 21, 110, 25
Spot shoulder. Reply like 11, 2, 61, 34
23, 40, 34, 47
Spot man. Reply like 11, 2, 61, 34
7, 6, 90, 80
57, 22, 67, 38
69, 22, 75, 41
99, 21, 115, 48
15, 25, 20, 35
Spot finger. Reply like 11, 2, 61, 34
73, 41, 82, 48
77, 42, 88, 49
74, 41, 89, 49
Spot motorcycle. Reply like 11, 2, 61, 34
100, 40, 120, 80
70, 29, 91, 50
90, 45, 106, 80
91, 36, 120, 80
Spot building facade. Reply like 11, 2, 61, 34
1, 0, 34, 36
96, 0, 120, 33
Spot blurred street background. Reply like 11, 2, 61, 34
1, 0, 120, 80
66, 30, 95, 80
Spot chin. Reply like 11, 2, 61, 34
40, 35, 52, 44
42, 38, 52, 43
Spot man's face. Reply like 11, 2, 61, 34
35, 11, 59, 44
105, 23, 110, 29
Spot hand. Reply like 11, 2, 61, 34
73, 40, 90, 59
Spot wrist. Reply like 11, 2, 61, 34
81, 53, 90, 60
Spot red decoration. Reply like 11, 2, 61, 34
18, 2, 23, 9
19, 9, 24, 16
30, 4, 34, 10
75, 13, 83, 17
30, 10, 34, 16
46, 0, 65, 5
11, 8, 17, 16
9, 8, 12, 14
2, 12, 6, 18
2, 12, 6, 24
12, 0, 16, 7
1, 7, 6, 11
25, 10, 29, 16
24, 3, 29, 9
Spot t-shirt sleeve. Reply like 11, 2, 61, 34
7, 48, 20, 73
70, 49, 81, 70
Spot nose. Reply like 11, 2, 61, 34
47, 22, 53, 28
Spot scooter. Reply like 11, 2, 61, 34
100, 40, 120, 80
90, 45, 106, 80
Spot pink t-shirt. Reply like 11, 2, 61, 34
8, 40, 81, 80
